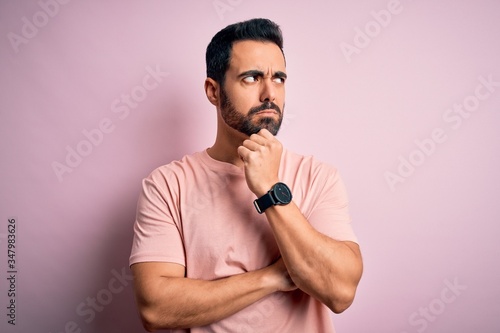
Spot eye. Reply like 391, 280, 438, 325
273, 77, 285, 84
243, 76, 258, 83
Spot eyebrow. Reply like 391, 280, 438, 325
238, 70, 287, 80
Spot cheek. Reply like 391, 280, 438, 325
227, 84, 266, 113
233, 95, 255, 114
279, 87, 286, 101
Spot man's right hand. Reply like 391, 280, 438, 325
266, 257, 297, 292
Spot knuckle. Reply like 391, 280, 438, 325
270, 140, 281, 149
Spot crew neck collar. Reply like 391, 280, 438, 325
198, 149, 245, 174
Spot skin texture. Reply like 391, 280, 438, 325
131, 40, 363, 331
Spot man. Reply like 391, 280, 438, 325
129, 18, 363, 332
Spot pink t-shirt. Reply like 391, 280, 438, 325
129, 148, 358, 332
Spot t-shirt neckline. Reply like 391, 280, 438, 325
198, 148, 245, 175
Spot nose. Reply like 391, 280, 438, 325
260, 78, 276, 103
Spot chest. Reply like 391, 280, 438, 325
179, 175, 279, 279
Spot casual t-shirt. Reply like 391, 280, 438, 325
129, 148, 358, 332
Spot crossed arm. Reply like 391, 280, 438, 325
132, 236, 361, 331
131, 129, 363, 331
262, 201, 362, 313
131, 257, 295, 331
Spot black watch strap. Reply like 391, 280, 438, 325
254, 192, 275, 214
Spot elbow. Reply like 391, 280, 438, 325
138, 304, 185, 331
329, 299, 352, 314
138, 305, 175, 332
141, 319, 156, 332
138, 307, 159, 332
143, 323, 156, 333
329, 256, 363, 314
289, 269, 358, 314
326, 285, 358, 314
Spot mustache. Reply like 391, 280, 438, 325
248, 101, 281, 116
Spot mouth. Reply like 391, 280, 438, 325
255, 109, 278, 116
250, 101, 282, 117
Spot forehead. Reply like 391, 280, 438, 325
228, 40, 286, 73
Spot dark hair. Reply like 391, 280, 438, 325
206, 18, 284, 85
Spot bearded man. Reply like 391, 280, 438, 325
129, 18, 363, 333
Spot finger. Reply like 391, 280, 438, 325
256, 129, 280, 148
237, 145, 250, 161
242, 139, 263, 151
258, 128, 274, 139
248, 132, 268, 145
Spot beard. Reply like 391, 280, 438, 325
220, 87, 284, 136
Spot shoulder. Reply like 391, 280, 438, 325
282, 149, 340, 180
144, 151, 204, 189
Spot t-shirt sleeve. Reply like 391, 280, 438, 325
129, 170, 185, 267
307, 166, 358, 244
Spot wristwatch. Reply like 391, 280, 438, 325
254, 182, 292, 214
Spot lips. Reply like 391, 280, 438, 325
249, 102, 282, 116
256, 109, 278, 116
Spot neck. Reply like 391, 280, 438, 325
207, 123, 247, 168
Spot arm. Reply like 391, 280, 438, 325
237, 129, 363, 313
264, 203, 362, 313
131, 258, 295, 331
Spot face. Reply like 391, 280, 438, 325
219, 40, 286, 136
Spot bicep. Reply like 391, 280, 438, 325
131, 262, 186, 305
343, 241, 362, 263
340, 241, 363, 283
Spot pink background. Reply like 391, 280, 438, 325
1, 0, 499, 332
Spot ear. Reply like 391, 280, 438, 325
204, 78, 220, 107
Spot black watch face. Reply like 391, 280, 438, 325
274, 183, 292, 204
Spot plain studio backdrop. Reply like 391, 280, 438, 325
1, 1, 499, 332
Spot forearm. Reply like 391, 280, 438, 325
133, 266, 278, 331
237, 129, 362, 312
265, 202, 363, 313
